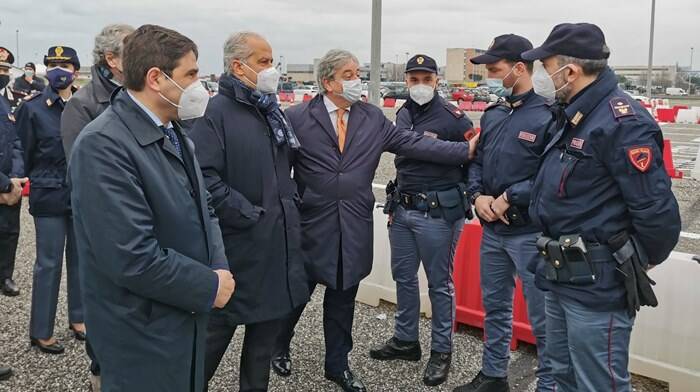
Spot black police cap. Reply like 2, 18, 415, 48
0, 47, 15, 66
44, 46, 81, 70
470, 34, 533, 64
522, 23, 610, 61
25, 62, 36, 70
405, 54, 438, 73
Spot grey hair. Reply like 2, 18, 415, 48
92, 24, 135, 65
223, 31, 266, 73
316, 49, 359, 94
556, 55, 608, 76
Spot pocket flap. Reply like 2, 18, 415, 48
436, 189, 461, 208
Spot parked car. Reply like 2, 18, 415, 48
451, 88, 475, 104
200, 80, 219, 96
383, 86, 410, 100
666, 87, 688, 96
293, 85, 319, 96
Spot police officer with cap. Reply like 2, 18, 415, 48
369, 54, 476, 387
454, 34, 554, 392
0, 45, 27, 383
0, 47, 18, 107
522, 23, 680, 391
0, 45, 26, 299
13, 62, 46, 99
15, 45, 86, 355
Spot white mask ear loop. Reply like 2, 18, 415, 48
159, 71, 184, 108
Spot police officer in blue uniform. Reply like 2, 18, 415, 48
0, 46, 27, 299
522, 23, 681, 391
369, 54, 475, 387
0, 45, 27, 384
15, 46, 86, 355
455, 35, 554, 392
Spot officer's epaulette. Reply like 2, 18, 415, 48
443, 102, 465, 119
609, 96, 636, 119
21, 91, 41, 103
484, 100, 508, 113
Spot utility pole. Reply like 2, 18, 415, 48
369, 0, 382, 106
645, 0, 655, 100
689, 47, 694, 94
15, 29, 19, 65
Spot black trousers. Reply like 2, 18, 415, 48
275, 281, 359, 375
204, 311, 281, 392
0, 204, 21, 281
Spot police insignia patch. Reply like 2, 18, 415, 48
417, 56, 424, 65
610, 98, 635, 118
627, 146, 652, 172
518, 131, 536, 143
570, 138, 585, 149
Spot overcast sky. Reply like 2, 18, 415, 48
1, 0, 698, 74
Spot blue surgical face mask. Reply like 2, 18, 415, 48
46, 66, 75, 90
486, 66, 519, 98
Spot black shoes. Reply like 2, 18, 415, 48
271, 351, 292, 377
0, 366, 12, 381
30, 338, 65, 354
69, 326, 87, 341
1, 278, 19, 296
369, 337, 422, 361
423, 351, 451, 387
325, 369, 367, 392
453, 371, 510, 392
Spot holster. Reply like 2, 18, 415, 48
536, 234, 597, 285
383, 180, 400, 216
505, 205, 528, 227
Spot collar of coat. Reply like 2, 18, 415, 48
110, 87, 182, 148
563, 67, 617, 128
217, 73, 257, 107
91, 65, 118, 105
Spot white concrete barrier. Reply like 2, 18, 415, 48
356, 205, 433, 318
676, 109, 699, 124
629, 251, 700, 392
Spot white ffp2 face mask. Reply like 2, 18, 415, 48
242, 62, 281, 94
409, 84, 435, 105
159, 72, 210, 120
532, 63, 570, 104
338, 78, 362, 104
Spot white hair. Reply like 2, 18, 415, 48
92, 24, 135, 65
316, 49, 359, 94
223, 31, 266, 73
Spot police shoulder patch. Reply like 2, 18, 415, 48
444, 103, 464, 119
627, 146, 653, 172
610, 97, 636, 119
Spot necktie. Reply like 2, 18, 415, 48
160, 125, 183, 159
336, 108, 347, 153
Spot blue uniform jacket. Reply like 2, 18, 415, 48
394, 94, 474, 193
529, 67, 681, 310
468, 89, 553, 235
15, 86, 72, 217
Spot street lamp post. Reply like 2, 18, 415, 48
15, 29, 19, 65
689, 47, 694, 94
369, 0, 382, 106
645, 0, 655, 100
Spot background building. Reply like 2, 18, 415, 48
286, 63, 315, 83
445, 48, 487, 84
